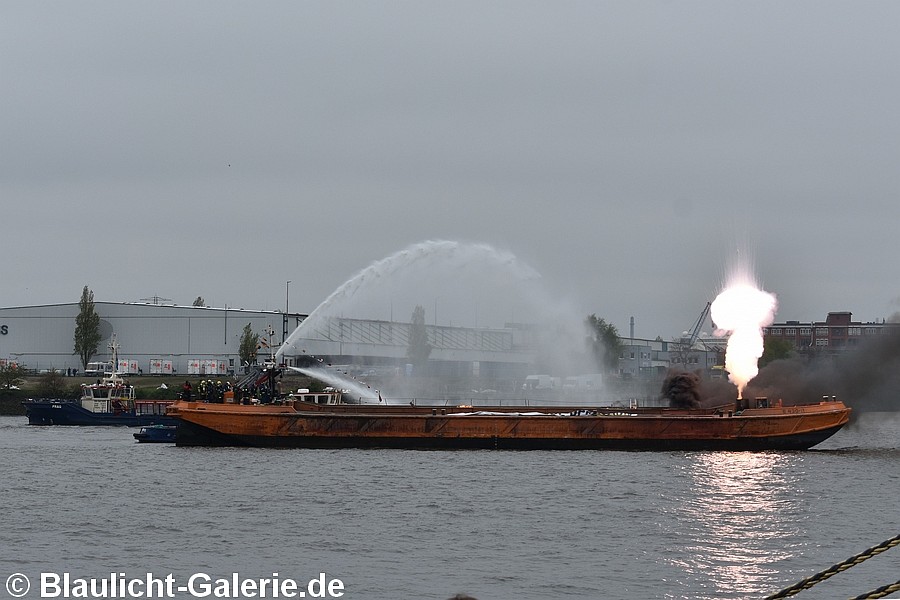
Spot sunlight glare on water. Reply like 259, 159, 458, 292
662, 452, 806, 600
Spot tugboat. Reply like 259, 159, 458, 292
23, 337, 175, 426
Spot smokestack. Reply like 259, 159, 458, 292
630, 316, 634, 340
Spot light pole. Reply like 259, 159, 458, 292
286, 280, 291, 314
283, 281, 291, 345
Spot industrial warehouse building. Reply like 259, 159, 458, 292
0, 302, 539, 384
0, 302, 292, 376
0, 300, 738, 380
1, 299, 728, 407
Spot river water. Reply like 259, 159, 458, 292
1, 413, 898, 600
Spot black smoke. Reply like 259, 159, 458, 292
745, 332, 900, 412
661, 370, 702, 408
661, 369, 740, 408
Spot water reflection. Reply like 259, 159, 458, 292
665, 452, 806, 599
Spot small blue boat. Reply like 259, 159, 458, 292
133, 424, 177, 443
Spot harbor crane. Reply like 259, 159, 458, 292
682, 301, 712, 349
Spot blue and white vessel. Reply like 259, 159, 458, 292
23, 338, 175, 426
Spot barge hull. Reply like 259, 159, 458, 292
172, 401, 851, 451
177, 421, 846, 451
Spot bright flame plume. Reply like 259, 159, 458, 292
711, 265, 777, 399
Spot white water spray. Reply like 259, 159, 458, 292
711, 262, 777, 399
277, 239, 603, 403
277, 240, 542, 360
287, 366, 384, 403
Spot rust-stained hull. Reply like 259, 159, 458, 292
168, 400, 851, 451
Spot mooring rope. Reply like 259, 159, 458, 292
849, 580, 900, 600
763, 533, 900, 600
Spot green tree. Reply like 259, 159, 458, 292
36, 369, 69, 398
586, 314, 623, 372
760, 336, 794, 367
239, 323, 260, 366
0, 362, 25, 390
406, 305, 432, 368
73, 286, 101, 370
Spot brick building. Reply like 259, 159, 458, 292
764, 311, 897, 351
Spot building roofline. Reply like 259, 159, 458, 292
0, 301, 298, 316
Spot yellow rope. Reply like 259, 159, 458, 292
764, 534, 900, 600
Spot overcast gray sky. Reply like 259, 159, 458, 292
3, 1, 899, 339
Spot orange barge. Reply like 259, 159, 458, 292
167, 396, 851, 451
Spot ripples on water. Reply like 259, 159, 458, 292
662, 453, 803, 598
0, 413, 898, 600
